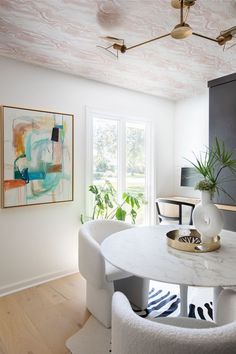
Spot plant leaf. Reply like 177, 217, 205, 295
115, 207, 126, 221
130, 209, 137, 223
89, 185, 98, 194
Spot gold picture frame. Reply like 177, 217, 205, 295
1, 105, 74, 208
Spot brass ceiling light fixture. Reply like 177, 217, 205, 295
98, 0, 236, 57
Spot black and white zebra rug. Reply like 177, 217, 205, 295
66, 281, 215, 354
134, 281, 214, 321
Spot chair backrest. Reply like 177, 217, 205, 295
112, 291, 236, 354
156, 199, 195, 225
83, 219, 134, 244
79, 220, 133, 288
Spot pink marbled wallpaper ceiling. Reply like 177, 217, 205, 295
0, 0, 235, 100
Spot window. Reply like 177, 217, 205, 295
86, 108, 154, 224
93, 117, 118, 190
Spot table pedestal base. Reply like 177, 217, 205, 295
180, 284, 188, 317
213, 286, 223, 319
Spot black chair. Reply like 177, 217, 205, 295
156, 199, 195, 225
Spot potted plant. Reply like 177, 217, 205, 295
189, 138, 236, 198
187, 138, 236, 243
81, 180, 146, 224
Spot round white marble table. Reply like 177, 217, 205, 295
101, 225, 236, 316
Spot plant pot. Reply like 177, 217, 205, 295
193, 190, 224, 243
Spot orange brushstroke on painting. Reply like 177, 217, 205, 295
14, 130, 25, 155
47, 164, 62, 173
4, 180, 26, 191
13, 122, 34, 155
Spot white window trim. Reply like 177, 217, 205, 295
85, 106, 156, 225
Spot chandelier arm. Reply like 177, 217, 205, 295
183, 6, 190, 24
192, 32, 218, 43
97, 45, 118, 58
226, 42, 236, 50
126, 33, 171, 51
180, 0, 184, 25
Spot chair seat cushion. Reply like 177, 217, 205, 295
105, 261, 131, 282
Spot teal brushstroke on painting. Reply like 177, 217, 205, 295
32, 137, 51, 151
42, 172, 61, 190
14, 168, 29, 182
25, 132, 33, 161
25, 132, 50, 161
14, 169, 46, 181
14, 170, 22, 180
31, 138, 52, 169
26, 173, 62, 200
14, 154, 29, 182
23, 125, 51, 159
28, 171, 46, 180
60, 123, 66, 144
14, 168, 29, 183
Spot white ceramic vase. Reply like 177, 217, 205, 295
193, 190, 224, 243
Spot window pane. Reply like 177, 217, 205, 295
93, 118, 118, 190
126, 122, 146, 224
126, 122, 145, 194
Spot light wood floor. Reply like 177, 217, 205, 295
0, 273, 90, 354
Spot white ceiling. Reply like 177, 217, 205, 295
0, 0, 235, 100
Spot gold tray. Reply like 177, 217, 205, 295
166, 229, 220, 253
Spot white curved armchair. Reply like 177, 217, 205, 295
112, 290, 236, 354
79, 220, 149, 328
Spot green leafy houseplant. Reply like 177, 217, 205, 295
187, 138, 236, 199
80, 180, 147, 224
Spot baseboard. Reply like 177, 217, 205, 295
0, 268, 78, 297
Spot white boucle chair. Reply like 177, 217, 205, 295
79, 219, 150, 328
112, 289, 236, 354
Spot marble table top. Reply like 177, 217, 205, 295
101, 225, 236, 287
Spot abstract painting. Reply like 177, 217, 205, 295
1, 106, 73, 208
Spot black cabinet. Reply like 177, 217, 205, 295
208, 73, 236, 231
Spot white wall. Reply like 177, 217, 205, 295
173, 91, 209, 197
0, 56, 175, 295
